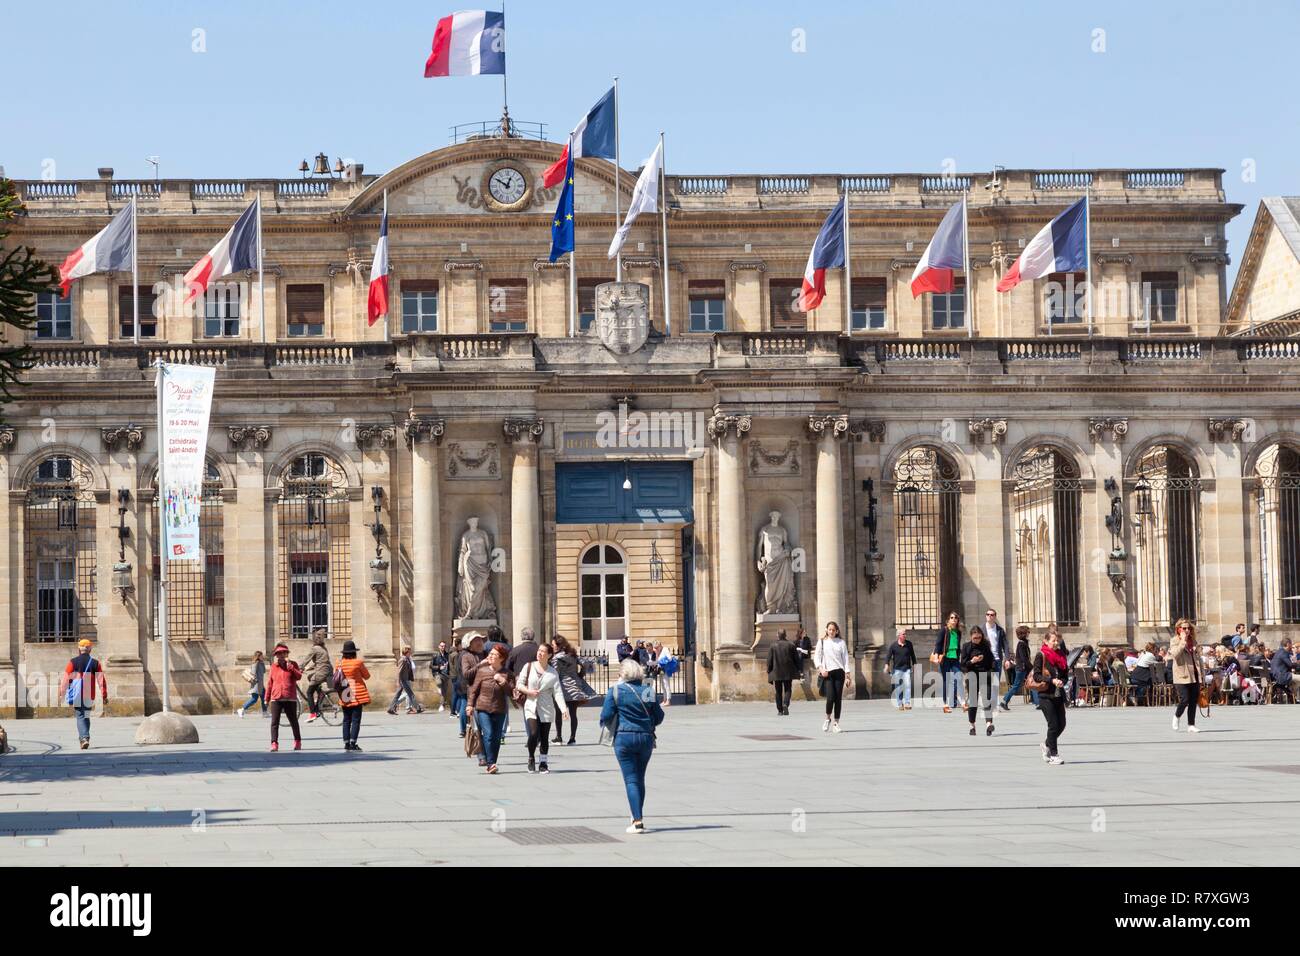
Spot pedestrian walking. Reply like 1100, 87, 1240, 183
59, 638, 108, 750
465, 643, 512, 773
883, 629, 916, 710
813, 621, 851, 733
1000, 624, 1032, 710
960, 626, 996, 736
767, 629, 803, 715
506, 627, 539, 678
335, 640, 371, 752
653, 642, 677, 707
447, 635, 466, 719
1169, 618, 1202, 733
457, 633, 485, 738
931, 611, 964, 713
551, 634, 598, 745
599, 658, 665, 834
431, 640, 452, 713
387, 645, 423, 715
516, 641, 567, 773
235, 650, 267, 718
302, 629, 331, 723
265, 642, 303, 752
1027, 630, 1069, 764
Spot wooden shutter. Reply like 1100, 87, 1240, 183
400, 279, 439, 294
488, 278, 527, 328
851, 278, 885, 310
769, 279, 805, 331
689, 279, 725, 299
118, 284, 158, 336
578, 278, 612, 316
286, 284, 325, 328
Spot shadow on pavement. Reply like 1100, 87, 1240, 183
0, 749, 399, 785
0, 808, 251, 836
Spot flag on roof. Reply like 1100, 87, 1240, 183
367, 207, 389, 326
183, 200, 260, 303
997, 197, 1088, 293
543, 87, 616, 189
796, 198, 846, 312
58, 201, 134, 296
910, 201, 966, 297
424, 10, 505, 77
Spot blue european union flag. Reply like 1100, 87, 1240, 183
548, 146, 575, 262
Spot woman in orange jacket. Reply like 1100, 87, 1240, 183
335, 640, 371, 752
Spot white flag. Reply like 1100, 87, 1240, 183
608, 141, 663, 259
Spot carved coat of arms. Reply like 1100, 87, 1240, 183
594, 282, 650, 355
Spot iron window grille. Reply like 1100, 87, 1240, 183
24, 456, 97, 643
1255, 444, 1300, 624
277, 454, 351, 639
1132, 446, 1202, 627
150, 464, 225, 639
892, 447, 962, 630
1008, 447, 1082, 626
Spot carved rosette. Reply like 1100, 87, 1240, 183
228, 425, 273, 451
851, 419, 887, 443
807, 414, 850, 441
706, 413, 752, 443
503, 418, 545, 444
968, 419, 1008, 445
0, 426, 15, 451
1207, 418, 1251, 442
356, 424, 397, 450
404, 416, 446, 446
1088, 418, 1130, 443
102, 424, 145, 452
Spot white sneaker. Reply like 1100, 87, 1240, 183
234, 708, 244, 718
625, 822, 645, 834
1047, 755, 1065, 765
1041, 743, 1050, 763
1188, 726, 1200, 734
822, 719, 830, 733
831, 721, 842, 733
438, 705, 445, 712
1171, 716, 1179, 731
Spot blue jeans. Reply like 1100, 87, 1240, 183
342, 705, 363, 744
940, 659, 961, 707
242, 690, 265, 713
476, 710, 507, 766
1002, 667, 1026, 705
452, 683, 466, 718
613, 731, 655, 822
74, 705, 92, 740
891, 669, 912, 707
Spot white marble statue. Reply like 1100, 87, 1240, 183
755, 510, 797, 615
455, 516, 497, 620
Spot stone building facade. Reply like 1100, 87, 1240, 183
1225, 197, 1300, 336
4, 136, 1298, 715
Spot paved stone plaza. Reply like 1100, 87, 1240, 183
0, 698, 1296, 867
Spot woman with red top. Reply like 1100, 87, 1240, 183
1029, 631, 1070, 765
264, 642, 304, 752
335, 640, 371, 752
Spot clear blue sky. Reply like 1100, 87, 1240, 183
4, 0, 1295, 280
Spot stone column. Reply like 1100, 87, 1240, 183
1205, 421, 1251, 625
226, 426, 273, 665
504, 418, 544, 640
808, 415, 849, 634
403, 416, 444, 659
0, 432, 15, 717
708, 412, 752, 650
1088, 418, 1130, 644
100, 426, 145, 710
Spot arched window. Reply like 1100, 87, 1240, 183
1132, 445, 1201, 627
150, 462, 224, 639
892, 447, 962, 629
579, 544, 628, 648
1008, 446, 1082, 626
25, 455, 97, 642
1255, 443, 1300, 624
277, 453, 351, 639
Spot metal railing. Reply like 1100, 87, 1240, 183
449, 119, 548, 144
578, 654, 693, 703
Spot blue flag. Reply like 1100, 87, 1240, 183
549, 145, 575, 262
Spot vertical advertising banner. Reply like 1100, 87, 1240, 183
158, 364, 216, 561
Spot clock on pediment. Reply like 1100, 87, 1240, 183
481, 159, 533, 212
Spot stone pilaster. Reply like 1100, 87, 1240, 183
708, 412, 752, 650
807, 415, 849, 636
504, 418, 544, 639
405, 415, 445, 658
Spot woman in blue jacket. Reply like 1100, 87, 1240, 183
600, 658, 666, 834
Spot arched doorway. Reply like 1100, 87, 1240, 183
1008, 445, 1082, 626
1131, 445, 1201, 627
892, 446, 962, 630
1254, 443, 1300, 624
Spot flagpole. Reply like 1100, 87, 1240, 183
257, 193, 266, 344
659, 132, 670, 336
500, 1, 508, 127
613, 76, 622, 283
131, 196, 140, 345
842, 188, 852, 337
1085, 187, 1093, 336
963, 193, 972, 339
155, 360, 170, 714
382, 190, 390, 344
568, 134, 576, 337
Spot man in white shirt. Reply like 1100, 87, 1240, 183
983, 609, 1009, 695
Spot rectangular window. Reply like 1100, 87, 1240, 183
688, 280, 725, 332
36, 559, 77, 641
578, 278, 613, 331
850, 277, 887, 331
35, 292, 73, 339
769, 278, 805, 331
1142, 271, 1178, 325
117, 285, 158, 338
400, 280, 439, 333
203, 285, 242, 337
931, 278, 965, 330
1045, 272, 1086, 325
286, 284, 325, 337
289, 554, 329, 638
487, 278, 527, 332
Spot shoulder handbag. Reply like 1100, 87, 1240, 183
240, 666, 256, 685
1024, 660, 1050, 694
511, 663, 532, 707
1198, 681, 1213, 716
464, 720, 482, 757
598, 685, 621, 746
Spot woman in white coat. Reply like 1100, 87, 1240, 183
813, 621, 851, 733
516, 641, 568, 774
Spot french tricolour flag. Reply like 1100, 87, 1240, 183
543, 87, 616, 189
997, 197, 1088, 293
797, 198, 846, 313
910, 201, 965, 297
59, 201, 134, 296
424, 10, 505, 77
183, 200, 260, 303
367, 207, 389, 326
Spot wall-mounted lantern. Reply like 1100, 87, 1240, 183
897, 481, 921, 518
861, 478, 884, 593
368, 485, 388, 595
648, 540, 665, 583
1133, 473, 1154, 518
112, 488, 134, 603
1103, 477, 1127, 592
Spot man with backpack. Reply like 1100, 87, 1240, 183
59, 639, 108, 750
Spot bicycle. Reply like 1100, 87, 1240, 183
297, 681, 341, 726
